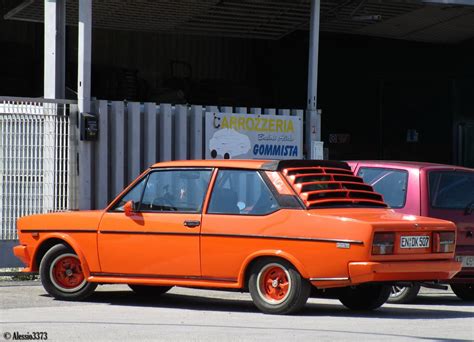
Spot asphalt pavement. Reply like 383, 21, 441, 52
0, 280, 473, 341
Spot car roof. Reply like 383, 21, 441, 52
348, 160, 473, 172
151, 159, 352, 171
151, 159, 271, 169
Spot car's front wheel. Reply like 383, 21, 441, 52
39, 244, 97, 300
451, 283, 474, 301
128, 285, 172, 296
338, 284, 391, 310
388, 284, 420, 304
248, 258, 311, 315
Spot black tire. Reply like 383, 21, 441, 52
39, 244, 97, 300
128, 285, 172, 296
248, 258, 311, 315
388, 284, 421, 304
338, 284, 391, 311
451, 284, 474, 301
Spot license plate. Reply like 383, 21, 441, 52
400, 235, 430, 249
456, 255, 474, 268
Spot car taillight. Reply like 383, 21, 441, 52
433, 232, 455, 253
372, 232, 395, 255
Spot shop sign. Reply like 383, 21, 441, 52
205, 112, 303, 160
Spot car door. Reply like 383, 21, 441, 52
200, 169, 281, 280
423, 168, 474, 251
97, 168, 213, 277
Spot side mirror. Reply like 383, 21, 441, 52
124, 200, 136, 216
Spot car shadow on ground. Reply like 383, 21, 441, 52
410, 295, 473, 307
68, 290, 474, 319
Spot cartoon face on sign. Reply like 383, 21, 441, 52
209, 128, 251, 159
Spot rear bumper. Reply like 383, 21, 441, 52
13, 245, 32, 272
449, 250, 474, 283
348, 260, 462, 285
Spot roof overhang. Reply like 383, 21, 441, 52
3, 0, 474, 43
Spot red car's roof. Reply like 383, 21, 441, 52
348, 160, 473, 172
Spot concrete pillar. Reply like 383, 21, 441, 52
78, 0, 91, 113
78, 0, 93, 209
44, 0, 65, 99
306, 0, 321, 158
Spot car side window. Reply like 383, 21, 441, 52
111, 176, 148, 212
429, 171, 474, 209
357, 167, 408, 208
208, 170, 279, 215
139, 169, 212, 213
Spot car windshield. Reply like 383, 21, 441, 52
429, 171, 474, 210
357, 167, 408, 208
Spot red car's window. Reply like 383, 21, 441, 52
429, 171, 474, 210
357, 167, 408, 209
208, 170, 279, 215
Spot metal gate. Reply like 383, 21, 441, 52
0, 98, 77, 241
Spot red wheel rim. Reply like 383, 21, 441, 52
51, 255, 85, 289
260, 265, 290, 302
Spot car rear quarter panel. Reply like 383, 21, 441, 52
200, 209, 373, 282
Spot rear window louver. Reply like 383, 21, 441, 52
282, 167, 387, 209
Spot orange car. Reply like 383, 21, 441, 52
14, 160, 461, 314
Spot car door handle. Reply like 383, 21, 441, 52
184, 220, 200, 228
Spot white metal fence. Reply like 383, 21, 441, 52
0, 98, 77, 240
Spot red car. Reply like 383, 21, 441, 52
348, 161, 474, 302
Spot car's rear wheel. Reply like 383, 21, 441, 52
248, 258, 310, 315
128, 285, 172, 296
338, 284, 391, 310
388, 284, 420, 304
451, 284, 474, 301
39, 244, 97, 300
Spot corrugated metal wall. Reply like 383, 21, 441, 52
81, 100, 303, 209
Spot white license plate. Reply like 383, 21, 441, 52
400, 235, 430, 249
456, 255, 474, 268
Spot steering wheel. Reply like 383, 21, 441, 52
150, 197, 178, 211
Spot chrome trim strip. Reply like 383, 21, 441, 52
202, 233, 364, 245
99, 230, 199, 236
21, 229, 96, 233
309, 277, 350, 281
21, 229, 363, 245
